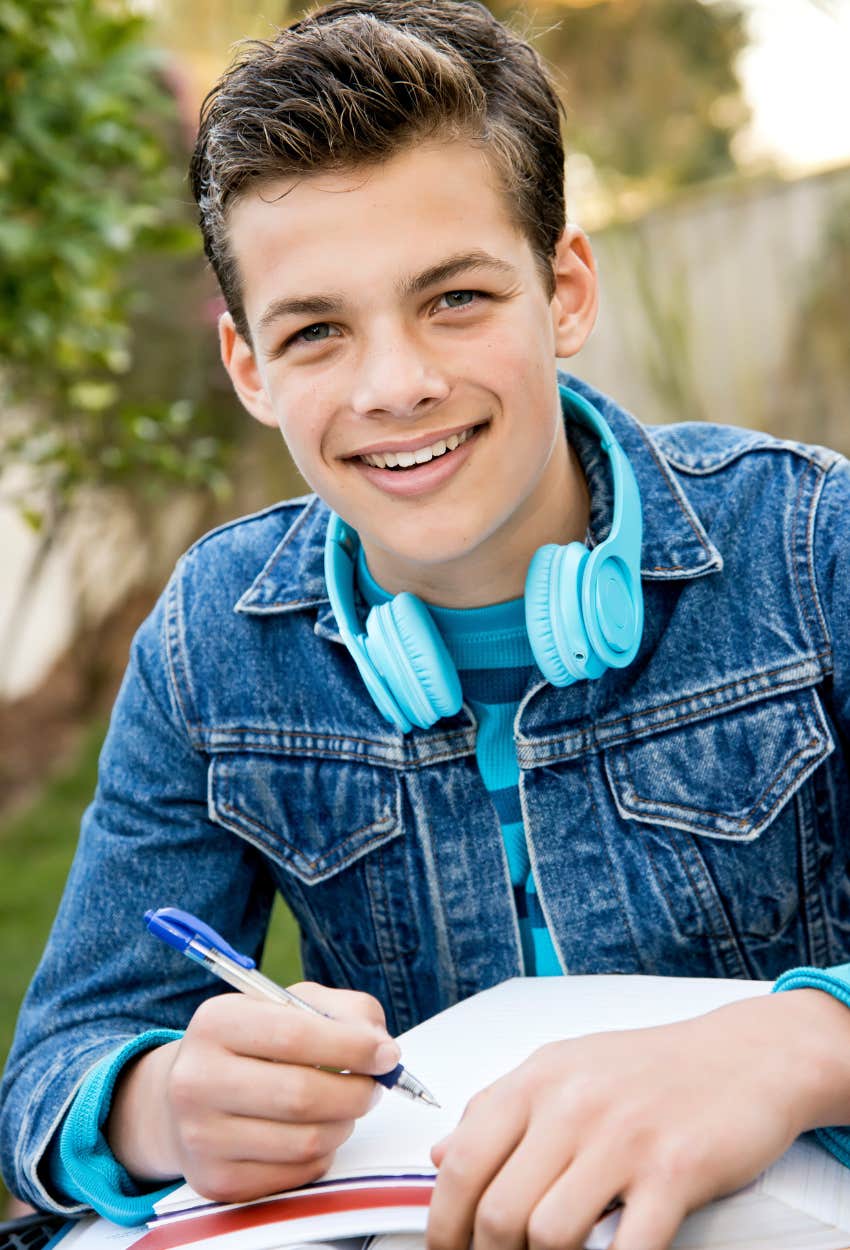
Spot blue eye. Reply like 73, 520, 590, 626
298, 323, 332, 342
441, 291, 476, 309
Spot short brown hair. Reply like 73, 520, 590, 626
190, 0, 566, 341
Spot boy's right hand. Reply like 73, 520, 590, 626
106, 983, 400, 1203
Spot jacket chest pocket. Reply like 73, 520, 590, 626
604, 688, 834, 951
208, 752, 419, 972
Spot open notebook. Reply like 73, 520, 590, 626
65, 976, 850, 1250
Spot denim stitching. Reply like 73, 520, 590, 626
633, 423, 717, 565
788, 460, 819, 648
582, 755, 644, 968
202, 740, 476, 768
671, 832, 752, 971
517, 657, 831, 766
626, 736, 831, 839
616, 737, 823, 833
239, 495, 324, 607
164, 570, 203, 745
615, 704, 823, 829
580, 657, 829, 733
216, 800, 396, 874
807, 463, 835, 650
661, 437, 838, 477
202, 725, 470, 749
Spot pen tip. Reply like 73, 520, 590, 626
420, 1091, 441, 1108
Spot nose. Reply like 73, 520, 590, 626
349, 324, 450, 420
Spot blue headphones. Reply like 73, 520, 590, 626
324, 385, 643, 733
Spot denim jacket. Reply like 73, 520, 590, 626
3, 375, 850, 1213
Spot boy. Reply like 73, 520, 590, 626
3, 3, 850, 1248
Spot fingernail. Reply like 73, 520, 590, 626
375, 1039, 401, 1071
368, 1082, 384, 1109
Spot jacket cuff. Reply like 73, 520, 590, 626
49, 1029, 182, 1226
772, 962, 850, 1169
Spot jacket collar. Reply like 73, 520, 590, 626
235, 374, 722, 629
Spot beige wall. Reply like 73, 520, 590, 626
571, 163, 850, 451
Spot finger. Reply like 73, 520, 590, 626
190, 1054, 380, 1123
186, 1110, 355, 1166
525, 1142, 624, 1250
190, 994, 400, 1075
288, 983, 388, 1030
186, 1154, 335, 1206
610, 1186, 686, 1250
471, 1121, 576, 1250
427, 1090, 526, 1250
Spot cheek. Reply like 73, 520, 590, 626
472, 320, 550, 393
275, 413, 328, 487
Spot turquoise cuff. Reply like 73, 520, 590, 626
773, 962, 850, 1006
50, 1029, 183, 1226
772, 963, 850, 1170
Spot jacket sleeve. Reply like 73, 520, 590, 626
770, 456, 850, 1169
812, 455, 850, 735
0, 562, 278, 1214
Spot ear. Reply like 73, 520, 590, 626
549, 226, 599, 359
218, 311, 279, 429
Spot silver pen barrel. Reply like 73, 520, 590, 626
189, 939, 439, 1106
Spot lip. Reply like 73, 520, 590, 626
351, 424, 483, 497
347, 421, 485, 460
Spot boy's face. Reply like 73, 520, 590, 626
220, 140, 597, 603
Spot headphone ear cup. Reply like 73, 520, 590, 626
583, 548, 643, 667
364, 593, 462, 729
526, 543, 606, 685
525, 544, 567, 685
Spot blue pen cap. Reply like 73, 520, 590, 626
144, 907, 256, 969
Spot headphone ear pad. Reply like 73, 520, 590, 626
365, 593, 462, 729
526, 542, 605, 685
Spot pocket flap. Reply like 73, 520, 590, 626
209, 753, 401, 882
605, 688, 833, 840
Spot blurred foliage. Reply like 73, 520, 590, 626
151, 0, 750, 226
495, 0, 751, 214
0, 0, 234, 525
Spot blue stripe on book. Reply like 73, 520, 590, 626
458, 666, 535, 703
491, 785, 523, 825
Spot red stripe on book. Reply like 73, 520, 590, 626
134, 1185, 435, 1250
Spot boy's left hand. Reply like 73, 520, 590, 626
426, 990, 850, 1250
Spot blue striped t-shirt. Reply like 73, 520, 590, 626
357, 553, 562, 976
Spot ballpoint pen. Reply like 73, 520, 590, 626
144, 906, 440, 1107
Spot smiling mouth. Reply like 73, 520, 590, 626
357, 424, 483, 470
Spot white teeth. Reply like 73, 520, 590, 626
360, 425, 476, 469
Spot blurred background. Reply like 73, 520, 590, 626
1, 0, 849, 1212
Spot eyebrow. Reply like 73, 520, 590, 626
399, 250, 517, 298
255, 250, 517, 334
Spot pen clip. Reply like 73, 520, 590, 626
144, 907, 256, 969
